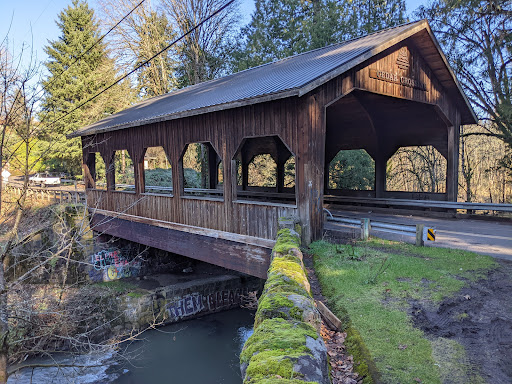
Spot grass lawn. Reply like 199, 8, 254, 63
310, 239, 498, 384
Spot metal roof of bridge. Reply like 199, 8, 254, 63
69, 20, 476, 138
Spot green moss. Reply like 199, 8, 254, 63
294, 224, 302, 239
242, 222, 323, 384
288, 306, 304, 321
273, 254, 303, 266
263, 273, 311, 298
255, 292, 307, 327
268, 257, 309, 291
241, 318, 318, 362
345, 324, 379, 384
273, 242, 299, 254
251, 379, 315, 384
245, 352, 297, 380
241, 318, 319, 382
126, 291, 145, 298
258, 292, 294, 311
274, 228, 301, 254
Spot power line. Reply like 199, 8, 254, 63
38, 0, 147, 98
49, 0, 235, 131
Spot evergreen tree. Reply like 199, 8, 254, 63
348, 0, 406, 37
231, 0, 406, 73
39, 0, 131, 176
328, 150, 375, 190
231, 0, 345, 72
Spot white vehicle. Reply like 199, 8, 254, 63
1, 169, 10, 184
29, 172, 61, 187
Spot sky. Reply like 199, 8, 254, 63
0, 0, 425, 72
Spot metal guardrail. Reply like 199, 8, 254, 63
325, 211, 434, 246
324, 195, 512, 213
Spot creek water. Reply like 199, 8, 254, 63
8, 308, 254, 384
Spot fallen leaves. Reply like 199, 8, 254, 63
321, 324, 361, 383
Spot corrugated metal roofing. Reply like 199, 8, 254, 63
69, 20, 472, 138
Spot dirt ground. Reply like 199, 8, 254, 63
411, 259, 512, 384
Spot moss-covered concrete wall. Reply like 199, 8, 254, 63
240, 219, 330, 384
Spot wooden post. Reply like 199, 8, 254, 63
361, 218, 370, 240
297, 93, 326, 244
84, 153, 96, 189
241, 159, 249, 191
136, 162, 145, 194
208, 145, 218, 189
276, 159, 285, 193
446, 119, 460, 202
374, 153, 387, 198
416, 224, 425, 247
105, 152, 115, 191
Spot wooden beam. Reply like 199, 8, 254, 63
91, 212, 272, 279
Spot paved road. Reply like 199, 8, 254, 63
325, 209, 512, 261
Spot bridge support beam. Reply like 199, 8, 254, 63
91, 212, 272, 279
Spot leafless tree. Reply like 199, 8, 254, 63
161, 0, 240, 86
97, 0, 177, 97
387, 146, 447, 193
0, 36, 163, 383
459, 124, 511, 204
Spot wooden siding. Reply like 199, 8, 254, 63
84, 97, 300, 241
353, 40, 457, 124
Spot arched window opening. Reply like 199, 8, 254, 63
327, 149, 375, 192
233, 135, 296, 205
248, 154, 276, 187
387, 146, 446, 193
180, 142, 223, 198
144, 146, 172, 195
114, 150, 135, 192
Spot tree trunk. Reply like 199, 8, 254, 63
0, 261, 8, 384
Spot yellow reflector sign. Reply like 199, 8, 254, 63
427, 228, 435, 241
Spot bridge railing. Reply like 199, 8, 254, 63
115, 184, 295, 202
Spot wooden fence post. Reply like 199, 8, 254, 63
361, 218, 370, 241
415, 224, 425, 247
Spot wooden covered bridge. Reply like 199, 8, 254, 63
69, 20, 476, 279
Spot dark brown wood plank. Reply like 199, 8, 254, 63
91, 213, 271, 279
